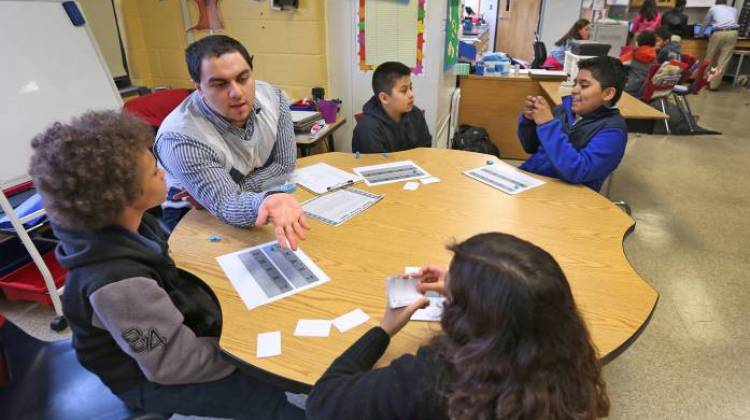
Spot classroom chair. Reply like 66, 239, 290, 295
679, 53, 697, 84
123, 88, 192, 133
0, 314, 169, 420
672, 59, 711, 134
641, 63, 685, 135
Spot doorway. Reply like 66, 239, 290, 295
494, 0, 542, 62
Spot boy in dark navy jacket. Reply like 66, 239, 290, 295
28, 111, 303, 419
353, 61, 432, 153
517, 56, 628, 191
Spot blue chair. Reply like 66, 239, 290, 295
0, 314, 168, 420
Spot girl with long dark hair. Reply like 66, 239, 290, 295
632, 0, 663, 34
307, 233, 609, 420
549, 18, 591, 63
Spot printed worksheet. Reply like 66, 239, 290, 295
302, 188, 383, 226
464, 164, 545, 195
217, 241, 329, 310
352, 160, 431, 186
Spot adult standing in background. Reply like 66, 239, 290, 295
703, 0, 739, 91
631, 0, 662, 35
661, 0, 689, 38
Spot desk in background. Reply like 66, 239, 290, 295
169, 148, 658, 391
538, 82, 668, 133
295, 117, 346, 157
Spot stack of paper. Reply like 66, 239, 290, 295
291, 110, 322, 133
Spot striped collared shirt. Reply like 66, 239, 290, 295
155, 88, 296, 227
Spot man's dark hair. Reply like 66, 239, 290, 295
715, 0, 728, 5
636, 30, 657, 47
372, 61, 411, 96
185, 35, 254, 83
655, 26, 672, 41
577, 56, 627, 105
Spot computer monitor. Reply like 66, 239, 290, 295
563, 51, 595, 85
569, 40, 612, 57
693, 24, 714, 37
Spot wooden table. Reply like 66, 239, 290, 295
169, 148, 658, 391
295, 117, 346, 157
459, 74, 552, 160
539, 81, 668, 121
539, 81, 668, 134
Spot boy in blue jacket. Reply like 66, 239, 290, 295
517, 56, 628, 191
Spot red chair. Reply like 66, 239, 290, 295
672, 59, 711, 133
640, 63, 684, 134
354, 112, 365, 122
679, 53, 697, 84
123, 89, 191, 131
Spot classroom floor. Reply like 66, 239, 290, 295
1, 84, 748, 419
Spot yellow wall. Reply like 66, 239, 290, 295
119, 0, 328, 99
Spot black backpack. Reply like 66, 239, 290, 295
531, 33, 547, 69
451, 125, 500, 157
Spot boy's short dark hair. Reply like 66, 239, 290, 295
655, 26, 672, 41
636, 31, 657, 47
372, 61, 411, 96
577, 56, 627, 105
29, 111, 154, 231
185, 35, 254, 83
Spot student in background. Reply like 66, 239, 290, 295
306, 232, 610, 420
517, 56, 628, 192
622, 31, 658, 98
352, 61, 432, 153
631, 0, 662, 35
155, 35, 309, 249
549, 18, 591, 64
703, 0, 739, 91
656, 26, 682, 63
661, 0, 689, 38
28, 111, 304, 419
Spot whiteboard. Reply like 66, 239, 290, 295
0, 0, 122, 189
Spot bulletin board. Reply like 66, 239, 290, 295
357, 0, 426, 74
443, 0, 460, 71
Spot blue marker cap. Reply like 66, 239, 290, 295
209, 235, 221, 242
355, 151, 360, 159
382, 152, 389, 158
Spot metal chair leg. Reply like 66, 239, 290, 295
674, 95, 695, 133
732, 54, 745, 87
659, 98, 671, 134
612, 200, 632, 215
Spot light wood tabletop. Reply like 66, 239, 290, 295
169, 148, 658, 389
539, 81, 668, 120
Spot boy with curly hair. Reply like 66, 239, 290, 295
29, 110, 304, 419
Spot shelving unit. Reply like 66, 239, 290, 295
0, 188, 67, 331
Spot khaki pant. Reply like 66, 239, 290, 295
705, 30, 738, 90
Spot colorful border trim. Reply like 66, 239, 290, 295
357, 0, 425, 75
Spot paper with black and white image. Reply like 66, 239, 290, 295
217, 241, 329, 310
411, 291, 446, 322
387, 275, 423, 308
302, 188, 383, 226
464, 164, 544, 195
352, 160, 431, 186
293, 162, 362, 195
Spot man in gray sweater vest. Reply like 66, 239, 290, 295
156, 35, 309, 249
